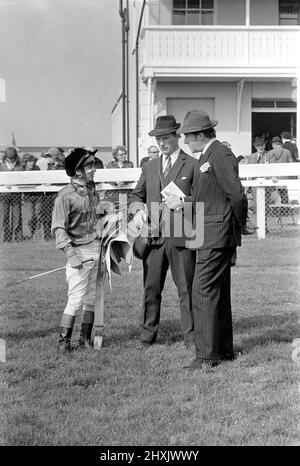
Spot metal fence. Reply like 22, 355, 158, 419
0, 164, 299, 242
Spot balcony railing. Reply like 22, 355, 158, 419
141, 26, 300, 73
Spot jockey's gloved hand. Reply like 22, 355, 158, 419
127, 210, 147, 239
69, 254, 83, 269
133, 210, 147, 229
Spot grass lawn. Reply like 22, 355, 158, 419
0, 235, 300, 446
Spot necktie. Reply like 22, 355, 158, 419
163, 155, 172, 178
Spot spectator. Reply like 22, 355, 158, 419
84, 147, 104, 169
105, 145, 134, 201
140, 145, 159, 167
266, 136, 292, 164
21, 153, 42, 240
242, 137, 270, 231
38, 148, 65, 240
106, 145, 134, 169
36, 150, 54, 170
0, 146, 23, 241
221, 141, 232, 150
281, 131, 299, 162
244, 137, 268, 164
266, 136, 293, 204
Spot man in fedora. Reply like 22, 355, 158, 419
281, 131, 299, 162
265, 136, 292, 206
243, 137, 267, 164
129, 115, 197, 349
164, 110, 248, 369
243, 136, 273, 231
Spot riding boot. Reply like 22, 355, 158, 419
57, 314, 75, 354
79, 310, 94, 349
79, 323, 94, 349
57, 327, 73, 354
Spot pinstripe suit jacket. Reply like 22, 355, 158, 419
129, 149, 197, 247
191, 140, 248, 250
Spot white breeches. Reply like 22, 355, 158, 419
63, 240, 101, 317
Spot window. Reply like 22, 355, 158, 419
279, 0, 299, 25
252, 99, 296, 109
173, 0, 214, 26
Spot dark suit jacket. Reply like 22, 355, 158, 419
282, 141, 299, 162
191, 140, 248, 250
129, 149, 197, 247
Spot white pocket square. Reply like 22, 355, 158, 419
200, 162, 210, 173
181, 176, 187, 180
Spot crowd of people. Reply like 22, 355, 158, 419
0, 144, 131, 242
238, 132, 299, 232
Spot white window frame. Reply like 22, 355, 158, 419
172, 0, 214, 26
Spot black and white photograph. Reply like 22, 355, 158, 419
0, 0, 299, 452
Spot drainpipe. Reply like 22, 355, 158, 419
125, 0, 130, 158
246, 0, 250, 25
119, 0, 126, 148
135, 0, 147, 167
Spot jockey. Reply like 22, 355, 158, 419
51, 147, 109, 353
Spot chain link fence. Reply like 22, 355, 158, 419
0, 192, 56, 242
246, 184, 300, 237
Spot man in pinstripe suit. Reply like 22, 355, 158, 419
165, 110, 248, 369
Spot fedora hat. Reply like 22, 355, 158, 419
149, 115, 181, 137
253, 137, 265, 147
271, 136, 282, 143
177, 110, 218, 134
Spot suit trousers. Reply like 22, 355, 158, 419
141, 239, 195, 343
192, 247, 235, 361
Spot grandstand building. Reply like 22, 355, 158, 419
112, 0, 300, 165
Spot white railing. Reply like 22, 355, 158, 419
0, 168, 141, 193
0, 164, 299, 240
142, 26, 299, 71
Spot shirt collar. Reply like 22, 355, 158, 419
71, 178, 95, 196
202, 138, 216, 156
162, 147, 180, 165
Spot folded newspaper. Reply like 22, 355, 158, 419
161, 181, 186, 198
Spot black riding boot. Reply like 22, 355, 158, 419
57, 327, 73, 354
79, 323, 93, 349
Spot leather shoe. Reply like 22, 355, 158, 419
184, 358, 219, 370
220, 353, 235, 361
139, 340, 153, 348
184, 340, 195, 351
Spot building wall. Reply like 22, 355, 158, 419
251, 81, 294, 99
137, 79, 295, 158
250, 0, 278, 25
216, 0, 245, 25
148, 81, 252, 156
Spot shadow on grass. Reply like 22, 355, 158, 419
101, 319, 183, 347
4, 326, 58, 342
235, 312, 299, 351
